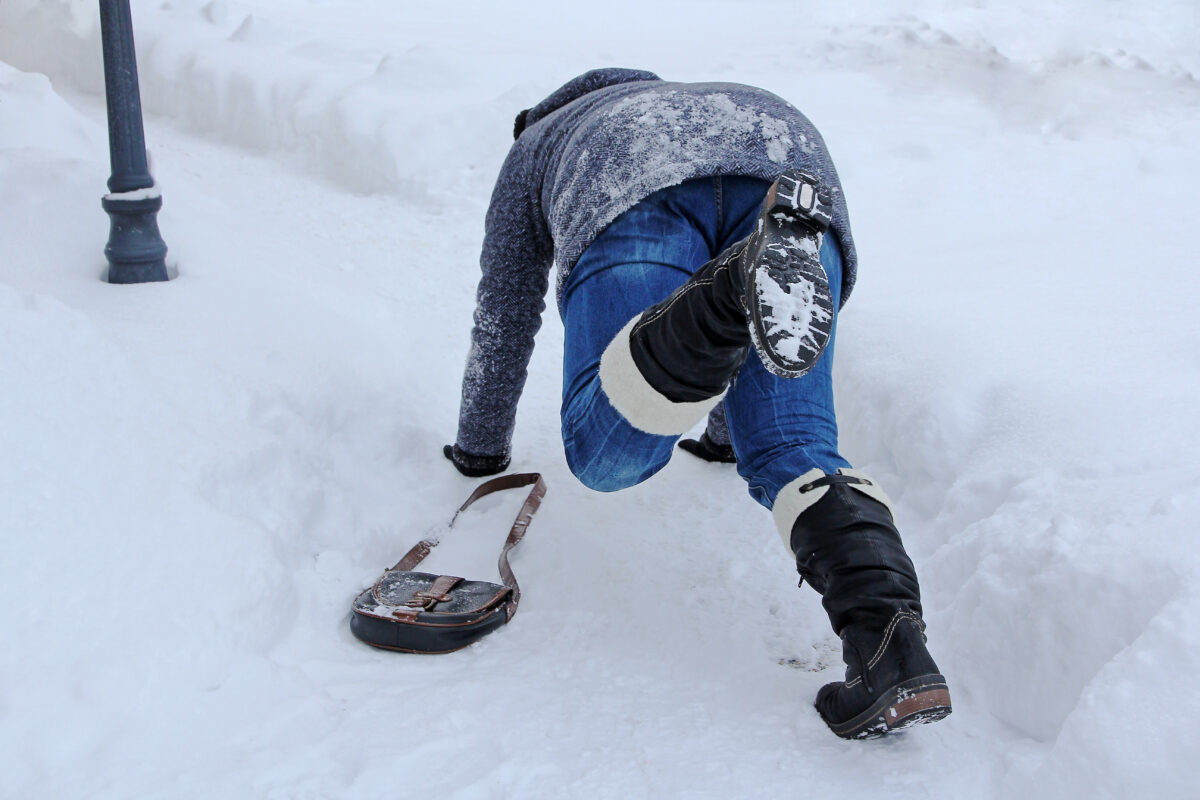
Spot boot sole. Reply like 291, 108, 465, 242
822, 674, 952, 740
745, 170, 835, 378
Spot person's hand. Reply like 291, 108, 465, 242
676, 433, 736, 464
443, 444, 510, 477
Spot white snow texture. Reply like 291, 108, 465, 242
1, 1, 1198, 798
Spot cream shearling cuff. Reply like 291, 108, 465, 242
772, 468, 896, 553
598, 316, 725, 436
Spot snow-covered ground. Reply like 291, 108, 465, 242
2, 1, 1198, 797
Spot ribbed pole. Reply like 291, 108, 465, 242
99, 0, 169, 284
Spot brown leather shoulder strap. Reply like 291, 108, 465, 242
392, 536, 438, 572
390, 473, 547, 620
493, 474, 546, 620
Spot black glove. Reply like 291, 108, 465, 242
676, 433, 736, 464
443, 444, 510, 477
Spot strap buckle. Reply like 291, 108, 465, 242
406, 591, 454, 609
798, 474, 872, 494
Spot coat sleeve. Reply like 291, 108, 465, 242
453, 142, 554, 459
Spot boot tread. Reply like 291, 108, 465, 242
744, 170, 835, 379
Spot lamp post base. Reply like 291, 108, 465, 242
102, 189, 169, 284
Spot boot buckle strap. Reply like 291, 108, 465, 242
798, 474, 872, 494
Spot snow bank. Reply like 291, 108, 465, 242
0, 0, 530, 202
3, 1, 1196, 200
2, 1, 1198, 798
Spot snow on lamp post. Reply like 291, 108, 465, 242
99, 0, 168, 284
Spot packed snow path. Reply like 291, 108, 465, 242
2, 1, 1198, 797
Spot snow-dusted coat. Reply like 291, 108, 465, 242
455, 68, 858, 460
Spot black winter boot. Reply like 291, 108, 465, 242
815, 613, 950, 739
626, 239, 753, 403
628, 168, 836, 396
599, 169, 836, 436
777, 470, 952, 738
741, 169, 836, 379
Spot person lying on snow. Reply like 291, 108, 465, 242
444, 68, 951, 739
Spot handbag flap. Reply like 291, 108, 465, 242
361, 570, 510, 617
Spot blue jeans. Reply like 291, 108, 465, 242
560, 176, 850, 510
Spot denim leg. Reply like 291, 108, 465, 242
560, 179, 715, 491
725, 232, 850, 509
710, 175, 850, 509
560, 174, 851, 502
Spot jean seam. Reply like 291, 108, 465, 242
714, 177, 723, 240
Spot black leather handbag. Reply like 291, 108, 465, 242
350, 473, 546, 654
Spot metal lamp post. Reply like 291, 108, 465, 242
99, 0, 169, 284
